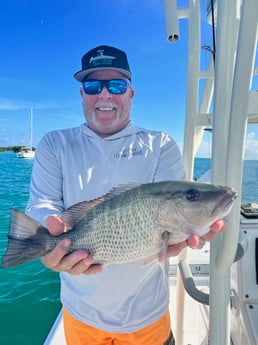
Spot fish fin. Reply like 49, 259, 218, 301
60, 198, 106, 228
1, 209, 50, 268
159, 231, 169, 278
143, 254, 158, 266
104, 183, 142, 198
60, 183, 142, 228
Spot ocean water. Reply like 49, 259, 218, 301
0, 153, 257, 345
194, 157, 258, 202
0, 153, 61, 345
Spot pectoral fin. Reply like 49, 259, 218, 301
159, 231, 169, 277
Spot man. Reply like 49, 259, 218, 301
26, 45, 224, 345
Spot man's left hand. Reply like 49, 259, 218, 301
166, 219, 225, 257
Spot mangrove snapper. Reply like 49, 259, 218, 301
1, 180, 237, 268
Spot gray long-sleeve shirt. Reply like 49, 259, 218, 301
26, 122, 185, 333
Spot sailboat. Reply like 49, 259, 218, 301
17, 107, 35, 159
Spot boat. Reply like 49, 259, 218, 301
17, 107, 35, 159
17, 147, 35, 159
44, 1, 258, 344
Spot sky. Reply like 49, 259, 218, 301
0, 0, 258, 158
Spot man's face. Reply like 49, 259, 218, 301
80, 69, 134, 137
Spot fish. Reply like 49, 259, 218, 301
1, 180, 237, 268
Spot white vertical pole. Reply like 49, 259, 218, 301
176, 1, 201, 345
209, 1, 239, 344
182, 0, 201, 180
209, 1, 258, 345
218, 0, 258, 271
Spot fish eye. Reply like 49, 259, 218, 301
185, 189, 201, 201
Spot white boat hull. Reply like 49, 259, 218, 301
17, 150, 35, 159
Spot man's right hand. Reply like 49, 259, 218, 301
41, 215, 103, 275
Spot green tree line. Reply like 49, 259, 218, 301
0, 146, 35, 153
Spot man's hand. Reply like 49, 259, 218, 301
166, 219, 225, 258
41, 215, 103, 275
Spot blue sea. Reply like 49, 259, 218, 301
0, 153, 257, 344
0, 153, 61, 345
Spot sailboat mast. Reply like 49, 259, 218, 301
30, 107, 33, 151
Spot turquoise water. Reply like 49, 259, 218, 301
0, 153, 257, 344
194, 157, 258, 202
0, 153, 61, 345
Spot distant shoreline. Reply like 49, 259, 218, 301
0, 146, 35, 153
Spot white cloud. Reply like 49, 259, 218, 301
195, 131, 258, 160
0, 99, 30, 111
195, 140, 212, 158
245, 132, 258, 160
0, 98, 64, 111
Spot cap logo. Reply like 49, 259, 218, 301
89, 49, 116, 67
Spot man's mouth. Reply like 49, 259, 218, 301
96, 106, 116, 111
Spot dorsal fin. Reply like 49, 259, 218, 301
103, 183, 142, 199
60, 183, 142, 228
60, 197, 105, 228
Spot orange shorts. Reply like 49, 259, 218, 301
63, 308, 175, 345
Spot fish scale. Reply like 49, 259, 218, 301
70, 192, 163, 264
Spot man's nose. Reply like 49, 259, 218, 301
98, 86, 112, 98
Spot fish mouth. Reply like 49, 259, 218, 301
211, 189, 238, 216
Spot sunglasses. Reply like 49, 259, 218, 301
82, 79, 130, 95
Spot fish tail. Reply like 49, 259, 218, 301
1, 209, 51, 268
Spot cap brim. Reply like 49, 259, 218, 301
74, 67, 131, 82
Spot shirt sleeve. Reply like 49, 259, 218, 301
25, 133, 64, 225
153, 133, 186, 182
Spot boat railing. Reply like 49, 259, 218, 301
178, 227, 248, 306
163, 0, 258, 344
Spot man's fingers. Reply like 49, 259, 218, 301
166, 241, 188, 257
187, 235, 200, 248
210, 219, 225, 233
82, 263, 103, 275
41, 239, 72, 268
165, 219, 226, 257
41, 240, 102, 275
200, 220, 225, 242
46, 216, 66, 235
